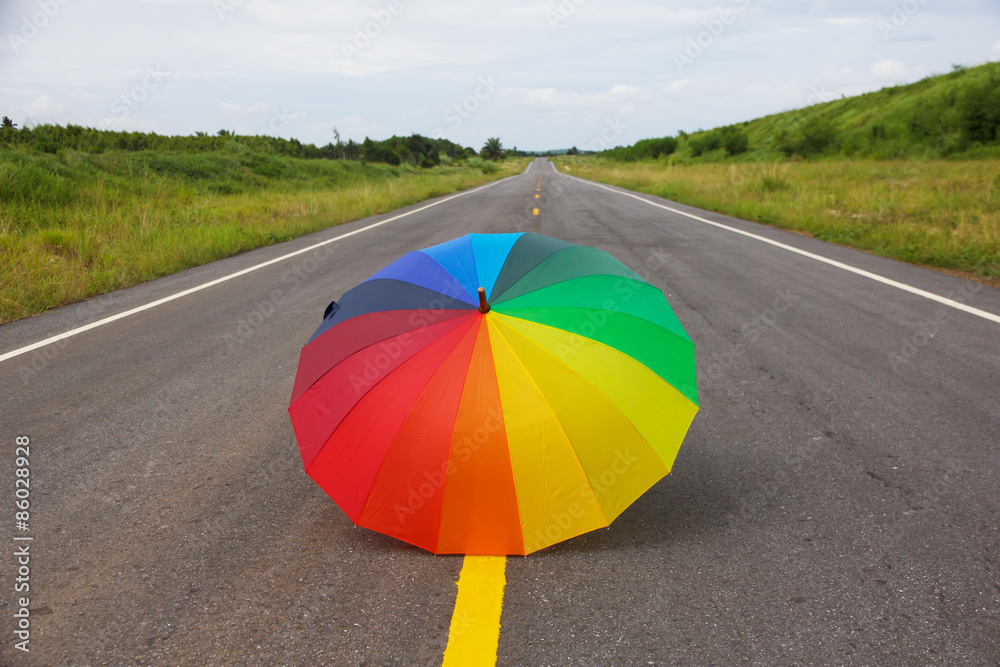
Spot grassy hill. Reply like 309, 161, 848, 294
606, 61, 1000, 162
556, 64, 1000, 283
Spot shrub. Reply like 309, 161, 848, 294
959, 77, 1000, 144
720, 127, 750, 155
362, 140, 401, 165
689, 131, 721, 157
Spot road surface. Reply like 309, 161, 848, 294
2, 158, 999, 665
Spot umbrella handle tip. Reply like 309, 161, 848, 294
478, 287, 490, 314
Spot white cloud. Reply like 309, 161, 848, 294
665, 80, 691, 95
219, 102, 270, 116
342, 114, 380, 138
993, 41, 1000, 52
870, 59, 908, 79
21, 95, 67, 119
609, 84, 649, 99
95, 117, 157, 132
824, 17, 865, 26
512, 84, 650, 114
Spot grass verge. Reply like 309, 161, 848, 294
555, 157, 1000, 285
0, 149, 524, 324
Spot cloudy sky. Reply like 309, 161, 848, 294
1, 0, 998, 151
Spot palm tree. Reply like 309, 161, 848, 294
1, 116, 16, 130
481, 137, 504, 161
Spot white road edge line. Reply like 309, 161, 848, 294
0, 178, 512, 364
571, 175, 1000, 326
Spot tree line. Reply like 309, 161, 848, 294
0, 120, 516, 167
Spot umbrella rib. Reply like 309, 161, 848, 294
352, 318, 478, 535
429, 328, 527, 555
415, 259, 480, 304
304, 318, 473, 480
292, 311, 472, 404
297, 316, 477, 470
491, 247, 645, 305
416, 242, 480, 303
498, 307, 695, 353
494, 308, 697, 404
489, 323, 610, 529
493, 316, 670, 493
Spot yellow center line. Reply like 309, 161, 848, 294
442, 556, 508, 667
532, 208, 539, 215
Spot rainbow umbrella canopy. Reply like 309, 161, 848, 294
288, 232, 698, 555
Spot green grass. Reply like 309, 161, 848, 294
734, 62, 1000, 161
0, 147, 524, 323
555, 157, 1000, 282
606, 62, 1000, 164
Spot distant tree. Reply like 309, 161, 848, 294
344, 138, 362, 160
646, 137, 678, 158
799, 116, 837, 156
405, 133, 440, 167
567, 146, 578, 155
959, 77, 1000, 144
775, 116, 837, 157
333, 126, 346, 160
361, 137, 401, 165
1, 116, 16, 129
720, 126, 750, 155
688, 130, 722, 157
481, 137, 504, 160
217, 129, 233, 137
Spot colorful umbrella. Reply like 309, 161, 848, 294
288, 232, 698, 555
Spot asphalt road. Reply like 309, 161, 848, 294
2, 158, 999, 666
